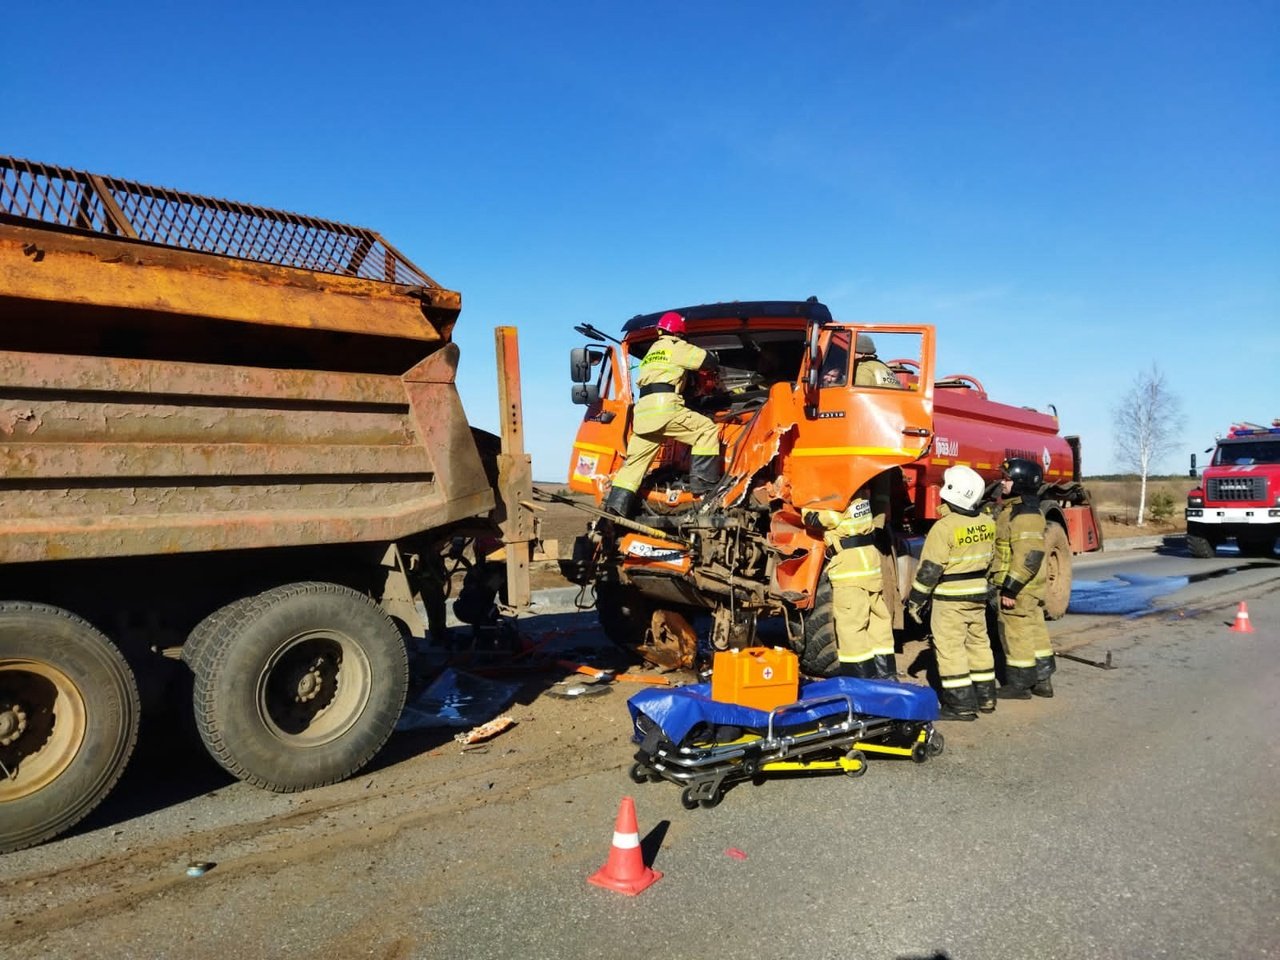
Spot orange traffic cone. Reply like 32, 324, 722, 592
1230, 601, 1255, 634
587, 796, 662, 895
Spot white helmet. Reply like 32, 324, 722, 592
941, 465, 985, 512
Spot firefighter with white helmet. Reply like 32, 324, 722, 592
989, 457, 1056, 699
604, 311, 722, 518
905, 465, 997, 719
804, 489, 897, 679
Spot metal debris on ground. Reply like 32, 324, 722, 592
547, 682, 613, 700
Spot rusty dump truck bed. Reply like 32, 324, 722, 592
0, 156, 495, 564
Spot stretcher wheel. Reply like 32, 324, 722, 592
843, 749, 867, 778
699, 791, 723, 809
628, 762, 652, 784
911, 743, 929, 763
680, 787, 700, 810
928, 732, 945, 757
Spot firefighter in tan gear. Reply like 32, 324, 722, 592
904, 466, 996, 720
853, 334, 903, 389
804, 492, 896, 680
989, 457, 1057, 699
603, 311, 721, 518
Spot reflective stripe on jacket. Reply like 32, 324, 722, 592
911, 504, 995, 600
990, 497, 1047, 598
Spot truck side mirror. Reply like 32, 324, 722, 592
570, 347, 591, 383
805, 324, 821, 392
571, 383, 600, 405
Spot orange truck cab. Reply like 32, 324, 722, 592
564, 298, 1100, 673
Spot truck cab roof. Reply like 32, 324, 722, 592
622, 299, 833, 335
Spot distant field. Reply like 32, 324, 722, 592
1085, 475, 1192, 536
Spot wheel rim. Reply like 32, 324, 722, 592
0, 659, 88, 802
255, 630, 372, 746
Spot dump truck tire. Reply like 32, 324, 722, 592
192, 582, 408, 792
0, 602, 140, 853
798, 574, 841, 678
181, 596, 257, 668
1042, 523, 1073, 621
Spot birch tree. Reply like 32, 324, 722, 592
1113, 364, 1184, 527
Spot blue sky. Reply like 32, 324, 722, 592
5, 0, 1276, 480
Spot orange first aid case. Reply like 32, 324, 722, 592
709, 647, 799, 711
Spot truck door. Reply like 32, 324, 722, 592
786, 323, 935, 508
567, 342, 632, 496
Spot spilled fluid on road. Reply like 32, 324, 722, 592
1069, 563, 1273, 617
1069, 573, 1190, 616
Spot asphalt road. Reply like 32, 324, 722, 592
2, 547, 1277, 959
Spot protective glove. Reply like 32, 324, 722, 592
905, 601, 925, 625
802, 511, 820, 529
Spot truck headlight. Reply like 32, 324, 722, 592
1187, 496, 1204, 507
1187, 508, 1203, 518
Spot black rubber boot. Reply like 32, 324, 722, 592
938, 684, 979, 721
872, 653, 898, 681
996, 665, 1038, 699
688, 454, 723, 495
972, 679, 997, 713
1032, 655, 1057, 698
603, 486, 637, 519
836, 659, 877, 679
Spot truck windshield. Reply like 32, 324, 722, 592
1213, 439, 1280, 466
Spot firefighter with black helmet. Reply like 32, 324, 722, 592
804, 491, 896, 680
604, 311, 721, 518
905, 465, 997, 720
989, 457, 1057, 699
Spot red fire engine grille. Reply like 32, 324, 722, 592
1207, 477, 1267, 501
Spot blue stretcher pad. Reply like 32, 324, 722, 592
628, 677, 940, 745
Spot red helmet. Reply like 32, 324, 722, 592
657, 311, 686, 335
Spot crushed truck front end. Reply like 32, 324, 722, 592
564, 299, 936, 669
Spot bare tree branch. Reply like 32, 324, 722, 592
1113, 364, 1185, 527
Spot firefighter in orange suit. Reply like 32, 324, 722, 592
989, 457, 1057, 699
603, 311, 720, 518
905, 465, 996, 720
804, 492, 896, 680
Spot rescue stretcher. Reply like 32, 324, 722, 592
626, 677, 943, 809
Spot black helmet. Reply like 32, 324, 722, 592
1001, 457, 1042, 494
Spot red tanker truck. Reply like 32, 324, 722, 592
560, 299, 1101, 672
1185, 421, 1280, 558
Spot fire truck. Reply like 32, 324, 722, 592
561, 299, 1101, 672
1185, 421, 1280, 558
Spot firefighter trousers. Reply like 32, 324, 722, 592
831, 581, 894, 668
612, 405, 720, 494
997, 590, 1049, 673
930, 598, 995, 686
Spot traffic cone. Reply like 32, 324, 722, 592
587, 796, 662, 895
1230, 601, 1255, 634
